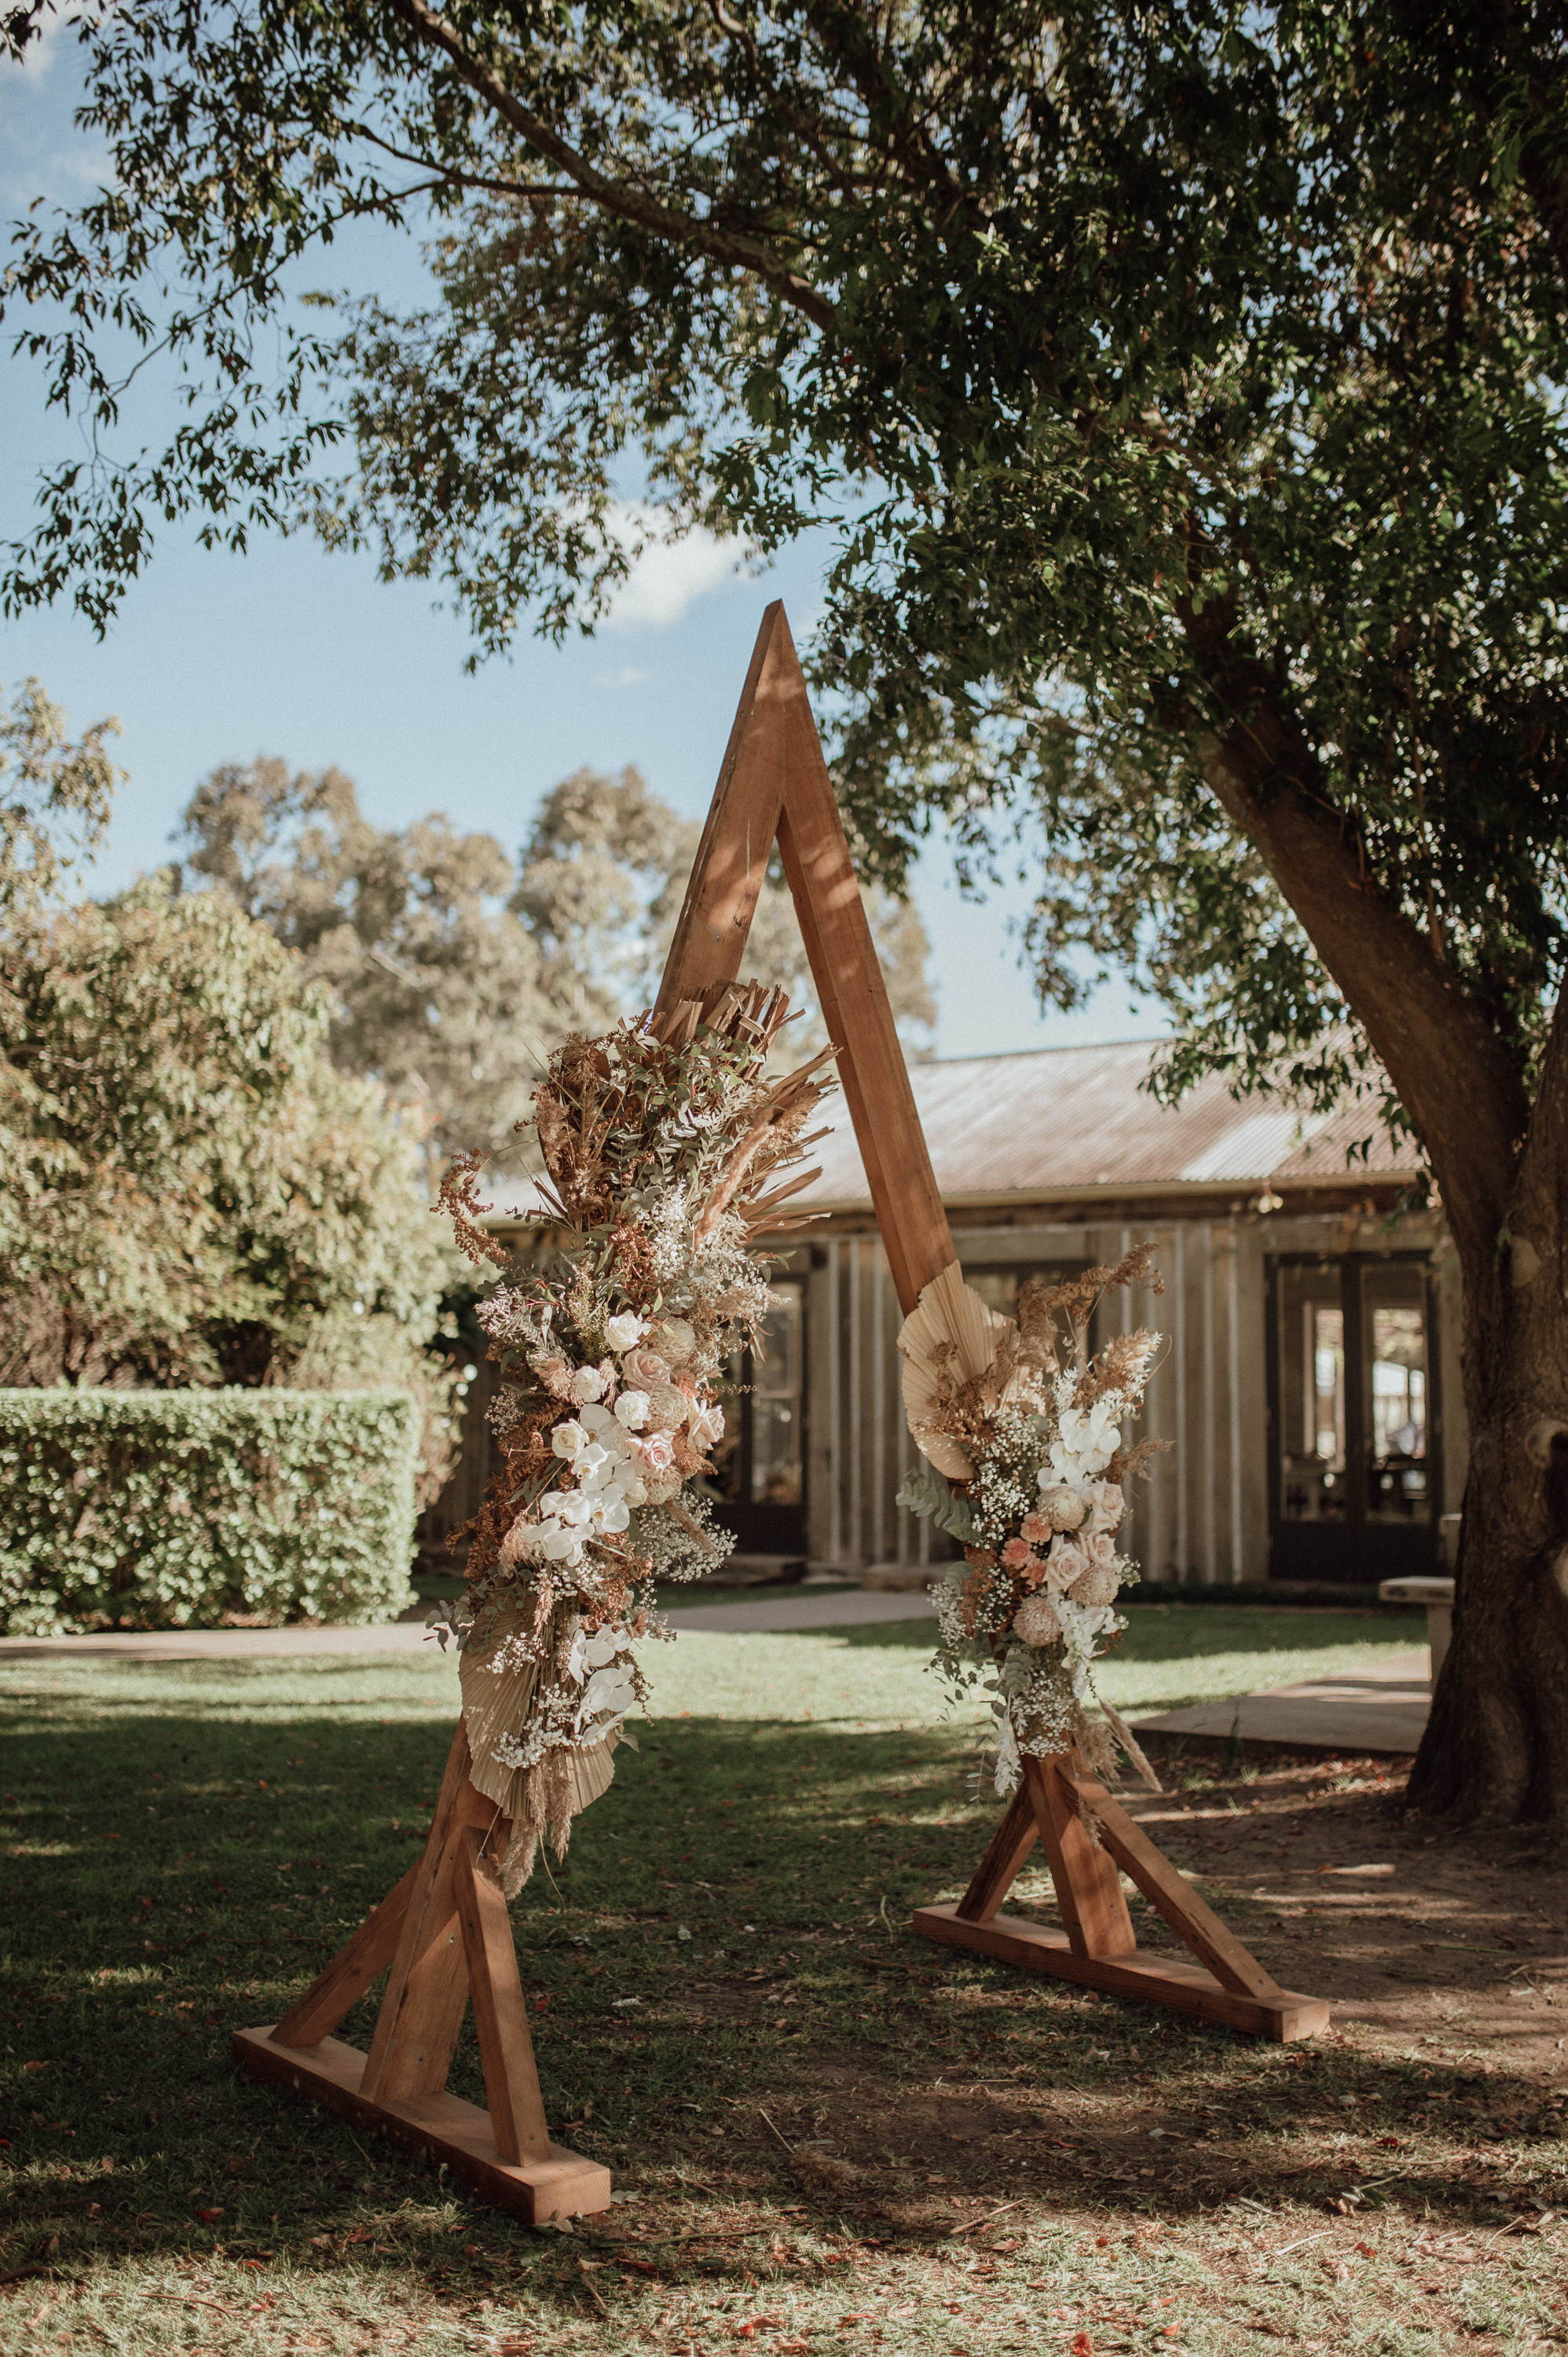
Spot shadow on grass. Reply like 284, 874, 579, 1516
1, 1681, 1558, 2315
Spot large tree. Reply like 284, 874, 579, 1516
8, 1, 1568, 1820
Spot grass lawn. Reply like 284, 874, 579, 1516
3, 1604, 1566, 2356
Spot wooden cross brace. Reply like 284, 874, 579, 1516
236, 603, 1324, 2237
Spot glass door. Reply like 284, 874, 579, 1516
1268, 1255, 1440, 1581
712, 1278, 807, 1556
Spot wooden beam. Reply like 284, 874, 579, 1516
909, 1907, 1330, 2040
1026, 1757, 1137, 1959
654, 603, 791, 1014
454, 1829, 552, 2168
270, 1864, 419, 2050
955, 1784, 1037, 1923
233, 2029, 611, 2223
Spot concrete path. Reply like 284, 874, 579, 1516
0, 1599, 1431, 1756
664, 1588, 936, 1633
0, 1585, 938, 1662
1133, 1648, 1431, 1757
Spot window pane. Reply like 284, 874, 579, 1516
749, 1281, 803, 1505
1364, 1266, 1431, 1523
1277, 1265, 1347, 1521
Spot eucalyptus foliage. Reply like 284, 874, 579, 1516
0, 1387, 420, 1635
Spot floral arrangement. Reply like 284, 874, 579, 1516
896, 1246, 1166, 1794
439, 981, 833, 1891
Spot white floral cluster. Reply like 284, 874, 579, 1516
923, 1355, 1156, 1796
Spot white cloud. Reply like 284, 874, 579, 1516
595, 665, 655, 688
603, 507, 745, 629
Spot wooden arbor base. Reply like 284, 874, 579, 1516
914, 1754, 1328, 2041
234, 1727, 612, 2223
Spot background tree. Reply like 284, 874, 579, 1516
513, 762, 934, 1055
0, 687, 457, 1492
9, 2, 1568, 1819
181, 758, 934, 1156
179, 757, 559, 1157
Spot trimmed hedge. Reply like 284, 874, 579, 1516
0, 1388, 420, 1635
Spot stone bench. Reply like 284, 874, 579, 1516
1377, 1574, 1453, 1684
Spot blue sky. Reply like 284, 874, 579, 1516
1, 25, 1154, 1058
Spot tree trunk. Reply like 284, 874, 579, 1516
1409, 1233, 1568, 1824
1409, 979, 1568, 1825
1178, 609, 1568, 1822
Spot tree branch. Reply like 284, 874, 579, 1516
379, 0, 837, 331
1179, 594, 1528, 1270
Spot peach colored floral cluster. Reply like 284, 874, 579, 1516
438, 981, 835, 1871
900, 1245, 1168, 1791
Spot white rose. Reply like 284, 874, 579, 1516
570, 1364, 607, 1404
606, 1312, 647, 1353
551, 1420, 588, 1461
688, 1399, 724, 1445
614, 1389, 651, 1431
1036, 1479, 1086, 1530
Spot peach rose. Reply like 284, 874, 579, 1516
639, 1431, 676, 1473
622, 1346, 670, 1392
1045, 1534, 1089, 1591
1084, 1481, 1124, 1535
1084, 1530, 1117, 1569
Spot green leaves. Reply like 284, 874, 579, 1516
895, 1466, 977, 1545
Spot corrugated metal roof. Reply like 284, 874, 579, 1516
481, 1038, 1416, 1226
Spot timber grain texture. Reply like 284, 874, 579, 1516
233, 2028, 611, 2223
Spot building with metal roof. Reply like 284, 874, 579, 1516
462, 1039, 1456, 1593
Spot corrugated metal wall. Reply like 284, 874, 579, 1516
800, 1207, 1462, 1583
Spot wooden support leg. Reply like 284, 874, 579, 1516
912, 1750, 1329, 2041
270, 1863, 419, 2048
234, 1722, 612, 2221
1027, 1757, 1137, 1959
955, 1784, 1037, 1923
454, 1827, 552, 2168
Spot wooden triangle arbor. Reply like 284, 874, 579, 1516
652, 603, 1327, 2044
236, 613, 1323, 2242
